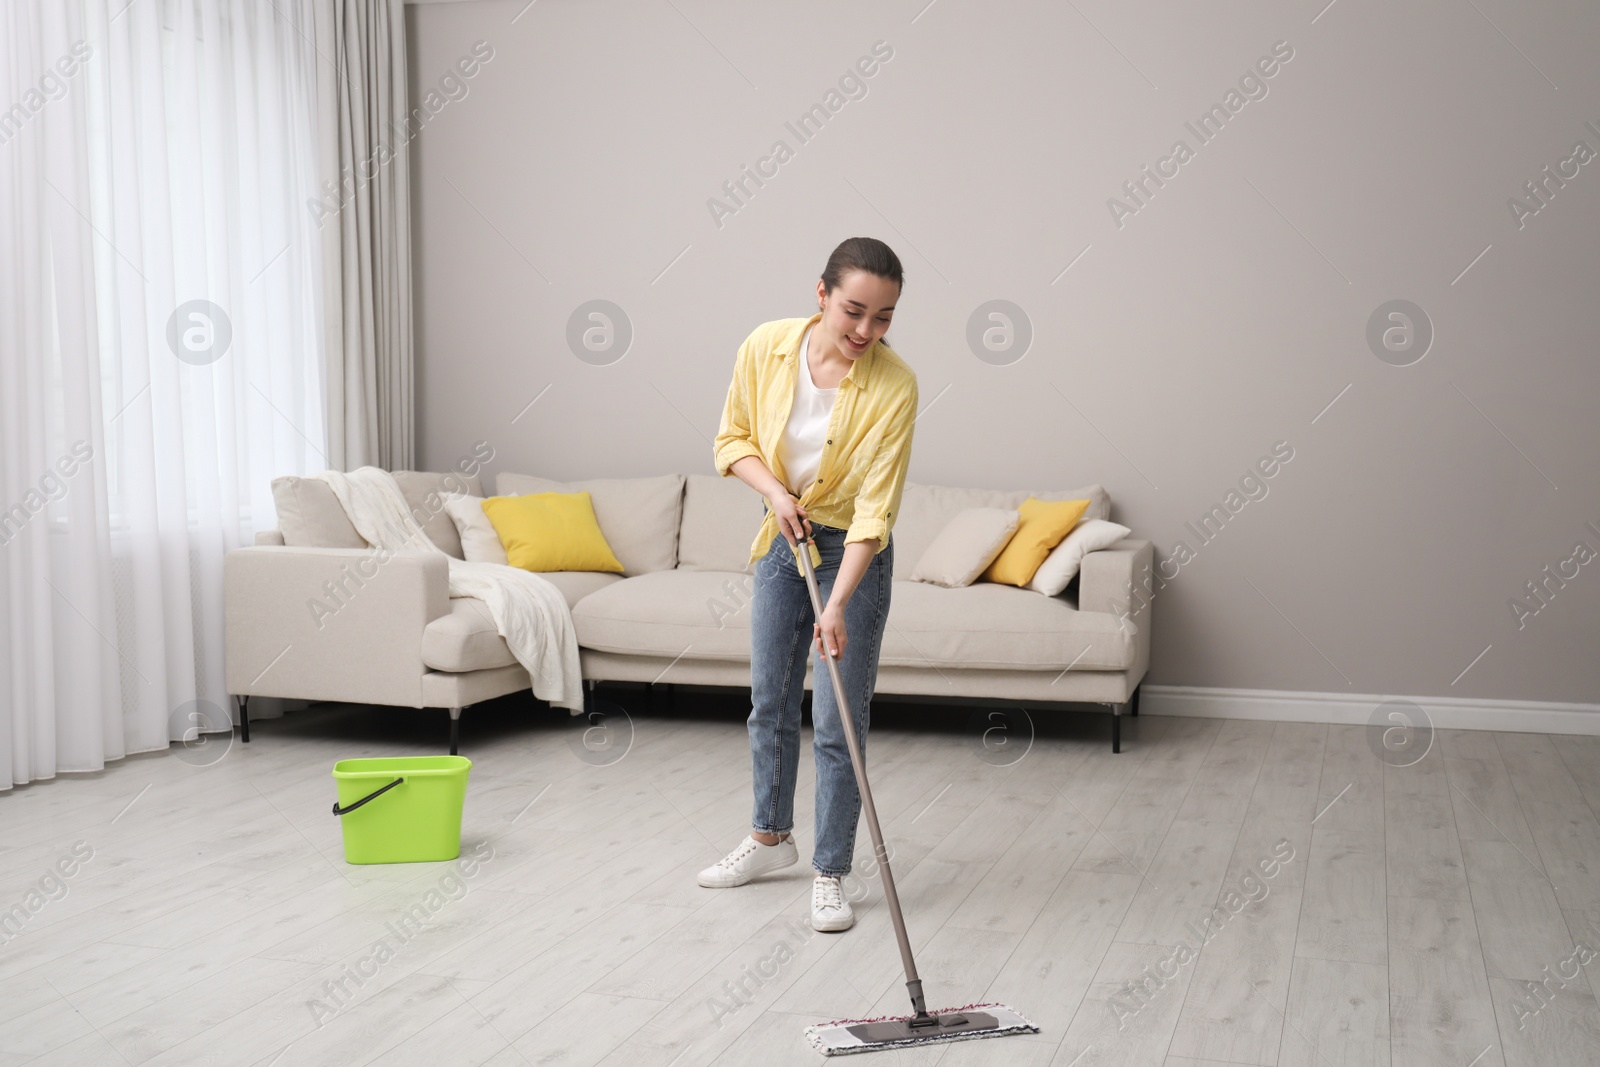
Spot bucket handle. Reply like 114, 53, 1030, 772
332, 776, 404, 816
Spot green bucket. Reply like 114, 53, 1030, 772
331, 755, 472, 864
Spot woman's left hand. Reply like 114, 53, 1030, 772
815, 604, 847, 661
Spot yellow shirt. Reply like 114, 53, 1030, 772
714, 312, 919, 573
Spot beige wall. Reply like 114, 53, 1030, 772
405, 0, 1599, 707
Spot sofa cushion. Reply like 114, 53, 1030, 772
571, 570, 757, 661
422, 599, 517, 673
495, 472, 683, 576
393, 471, 483, 559
891, 481, 1110, 581
270, 477, 367, 548
881, 580, 1135, 671
421, 571, 624, 672
678, 473, 764, 574
569, 570, 1135, 672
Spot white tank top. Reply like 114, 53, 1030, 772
779, 324, 838, 498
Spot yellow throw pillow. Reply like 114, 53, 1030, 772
981, 497, 1091, 587
480, 491, 624, 573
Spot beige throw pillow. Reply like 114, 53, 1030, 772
1027, 518, 1131, 596
270, 476, 367, 548
444, 494, 510, 566
391, 470, 482, 558
910, 507, 1020, 588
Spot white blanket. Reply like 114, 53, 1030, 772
314, 467, 585, 714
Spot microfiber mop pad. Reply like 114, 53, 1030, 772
804, 1001, 1039, 1056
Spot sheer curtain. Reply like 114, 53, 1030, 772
0, 0, 326, 788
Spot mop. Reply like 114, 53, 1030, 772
792, 532, 1039, 1056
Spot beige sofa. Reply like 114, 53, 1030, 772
225, 471, 1153, 753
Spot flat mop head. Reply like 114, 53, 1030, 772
804, 1001, 1039, 1056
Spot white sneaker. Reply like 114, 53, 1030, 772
811, 875, 855, 931
697, 834, 798, 888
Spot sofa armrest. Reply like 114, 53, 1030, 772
224, 546, 450, 708
1078, 538, 1153, 698
1078, 538, 1154, 626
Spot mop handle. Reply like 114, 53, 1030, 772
794, 533, 924, 1000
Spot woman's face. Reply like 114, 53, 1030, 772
816, 270, 898, 360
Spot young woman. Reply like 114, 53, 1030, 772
701, 238, 918, 932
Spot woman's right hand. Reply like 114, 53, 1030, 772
768, 492, 812, 545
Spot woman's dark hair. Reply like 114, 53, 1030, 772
820, 237, 904, 300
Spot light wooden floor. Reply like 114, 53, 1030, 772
2, 691, 1599, 1067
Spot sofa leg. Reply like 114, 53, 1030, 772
1112, 703, 1121, 754
237, 696, 251, 744
1130, 684, 1141, 717
448, 707, 462, 756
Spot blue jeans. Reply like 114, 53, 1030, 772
748, 523, 893, 876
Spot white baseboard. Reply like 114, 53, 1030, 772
1141, 685, 1600, 735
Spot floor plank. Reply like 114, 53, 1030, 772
1166, 883, 1301, 1065
1386, 895, 1504, 1067
1278, 956, 1389, 1067
1296, 828, 1387, 966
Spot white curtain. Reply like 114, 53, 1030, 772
0, 0, 326, 788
